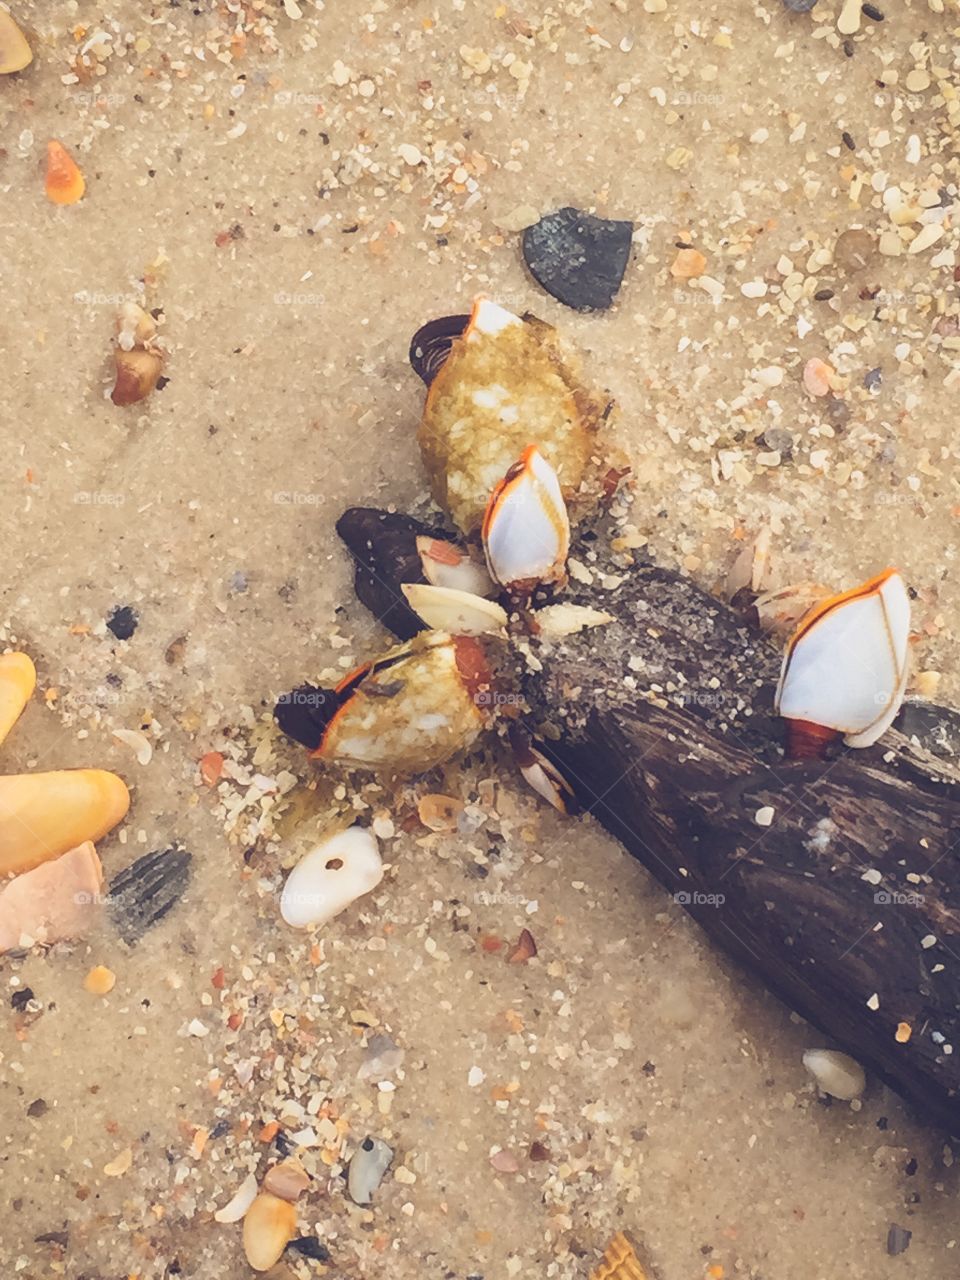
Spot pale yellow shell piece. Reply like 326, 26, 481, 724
0, 10, 32, 74
418, 300, 601, 534
0, 651, 36, 747
590, 1232, 648, 1280
0, 769, 130, 877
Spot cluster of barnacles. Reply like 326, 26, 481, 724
274, 298, 913, 801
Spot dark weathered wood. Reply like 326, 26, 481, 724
335, 507, 960, 1134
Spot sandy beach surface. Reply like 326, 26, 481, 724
2, 1, 960, 1277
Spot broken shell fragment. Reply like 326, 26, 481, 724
242, 1191, 297, 1272
263, 1156, 310, 1203
416, 297, 604, 534
276, 632, 493, 774
347, 1136, 394, 1205
0, 651, 36, 747
112, 346, 163, 407
0, 769, 130, 877
522, 206, 633, 311
483, 445, 570, 592
108, 845, 192, 944
531, 602, 613, 637
590, 1231, 648, 1280
416, 535, 495, 598
0, 10, 32, 74
802, 1048, 866, 1100
510, 725, 578, 815
0, 840, 103, 953
45, 139, 85, 205
280, 826, 383, 929
213, 1171, 258, 1224
775, 568, 911, 757
401, 583, 507, 637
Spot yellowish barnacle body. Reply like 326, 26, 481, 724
314, 632, 494, 774
417, 299, 601, 535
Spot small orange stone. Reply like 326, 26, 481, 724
45, 139, 85, 204
84, 964, 116, 995
200, 751, 224, 787
895, 1021, 912, 1043
670, 247, 707, 280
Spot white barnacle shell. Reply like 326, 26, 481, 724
775, 569, 911, 748
482, 445, 570, 591
280, 826, 383, 929
802, 1048, 866, 1100
401, 583, 507, 637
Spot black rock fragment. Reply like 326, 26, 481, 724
408, 313, 470, 386
783, 0, 818, 10
106, 605, 139, 641
887, 1224, 912, 1256
109, 846, 192, 944
288, 1237, 332, 1263
521, 207, 633, 311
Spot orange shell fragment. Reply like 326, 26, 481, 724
590, 1232, 648, 1280
45, 139, 85, 205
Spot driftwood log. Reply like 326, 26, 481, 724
336, 506, 960, 1136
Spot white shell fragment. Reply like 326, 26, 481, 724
468, 297, 522, 338
482, 445, 570, 590
802, 1048, 866, 1100
347, 1135, 394, 1204
213, 1171, 258, 1223
401, 583, 507, 637
280, 827, 383, 929
775, 569, 911, 748
416, 535, 495, 597
532, 603, 613, 637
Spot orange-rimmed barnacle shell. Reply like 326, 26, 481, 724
415, 298, 604, 535
775, 567, 911, 758
509, 724, 578, 815
482, 444, 570, 593
275, 632, 496, 775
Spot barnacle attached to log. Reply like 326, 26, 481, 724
275, 631, 498, 775
414, 298, 609, 535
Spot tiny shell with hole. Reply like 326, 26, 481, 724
280, 827, 383, 929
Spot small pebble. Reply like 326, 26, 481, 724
802, 1048, 866, 1100
243, 1192, 296, 1272
862, 3, 884, 20
887, 1224, 912, 1256
833, 228, 875, 274
106, 605, 139, 641
83, 965, 116, 995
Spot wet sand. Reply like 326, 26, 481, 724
2, 1, 960, 1277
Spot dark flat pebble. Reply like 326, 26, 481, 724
782, 0, 818, 11
522, 207, 633, 311
288, 1237, 332, 1262
862, 3, 884, 19
887, 1224, 912, 1256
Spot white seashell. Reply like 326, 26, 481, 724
347, 1136, 394, 1204
112, 728, 153, 766
482, 445, 570, 590
213, 1171, 258, 1223
532, 603, 613, 637
280, 826, 383, 929
416, 536, 495, 597
775, 569, 911, 748
802, 1048, 866, 1100
468, 298, 522, 338
401, 583, 507, 636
